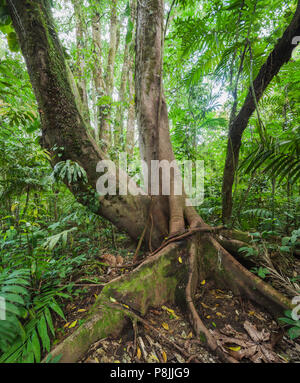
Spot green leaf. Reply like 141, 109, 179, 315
37, 315, 50, 352
0, 292, 25, 305
49, 300, 65, 320
279, 246, 291, 253
278, 317, 298, 326
126, 20, 134, 44
31, 330, 41, 363
288, 326, 300, 340
4, 301, 22, 316
44, 308, 55, 336
1, 284, 29, 296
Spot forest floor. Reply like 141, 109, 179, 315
50, 239, 300, 364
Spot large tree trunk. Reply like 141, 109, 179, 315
135, 0, 205, 236
7, 0, 292, 363
222, 2, 300, 222
7, 0, 166, 248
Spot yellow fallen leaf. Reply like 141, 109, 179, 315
162, 322, 169, 331
228, 346, 241, 352
200, 280, 206, 285
77, 309, 86, 312
201, 302, 210, 309
64, 322, 70, 328
162, 306, 179, 319
178, 257, 182, 263
68, 320, 77, 328
162, 305, 173, 313
122, 304, 129, 309
249, 311, 254, 316
137, 347, 141, 360
206, 315, 211, 319
187, 332, 193, 338
110, 297, 117, 303
162, 350, 167, 363
151, 354, 160, 362
216, 312, 225, 317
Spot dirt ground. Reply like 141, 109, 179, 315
52, 253, 300, 364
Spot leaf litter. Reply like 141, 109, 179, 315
53, 256, 300, 364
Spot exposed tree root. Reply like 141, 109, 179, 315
44, 242, 187, 363
107, 302, 202, 362
45, 233, 292, 363
185, 241, 238, 363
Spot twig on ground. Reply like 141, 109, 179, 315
108, 302, 202, 363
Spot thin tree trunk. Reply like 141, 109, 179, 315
222, 1, 300, 223
99, 0, 118, 150
92, 11, 105, 142
115, 0, 136, 148
126, 56, 136, 155
72, 0, 90, 126
115, 40, 129, 147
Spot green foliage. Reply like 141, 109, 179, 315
0, 1, 19, 52
280, 229, 300, 254
0, 0, 299, 362
0, 269, 30, 351
52, 160, 88, 185
250, 266, 270, 279
238, 246, 258, 258
278, 310, 300, 340
42, 227, 78, 251
241, 126, 300, 184
0, 265, 69, 362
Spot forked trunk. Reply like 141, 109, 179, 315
8, 0, 293, 364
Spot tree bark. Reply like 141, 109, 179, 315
91, 10, 105, 142
222, 1, 300, 222
115, 0, 136, 148
7, 0, 292, 363
99, 0, 119, 150
126, 55, 136, 155
71, 0, 90, 126
7, 0, 166, 248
